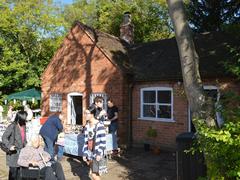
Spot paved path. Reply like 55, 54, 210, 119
0, 148, 176, 180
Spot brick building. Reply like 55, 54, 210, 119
41, 19, 239, 150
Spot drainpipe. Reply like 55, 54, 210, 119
127, 82, 134, 149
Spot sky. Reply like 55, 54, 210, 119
62, 0, 73, 4
55, 0, 73, 5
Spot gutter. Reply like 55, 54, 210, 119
127, 78, 134, 149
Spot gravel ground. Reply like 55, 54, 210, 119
0, 148, 176, 180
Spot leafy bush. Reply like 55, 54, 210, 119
194, 92, 240, 179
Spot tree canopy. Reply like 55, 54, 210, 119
185, 0, 240, 33
63, 0, 173, 43
0, 0, 65, 97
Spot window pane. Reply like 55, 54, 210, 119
204, 89, 218, 101
50, 94, 62, 112
143, 91, 156, 103
158, 91, 171, 103
157, 105, 171, 119
143, 105, 156, 117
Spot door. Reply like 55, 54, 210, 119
67, 93, 83, 125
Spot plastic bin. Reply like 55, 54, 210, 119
176, 132, 206, 180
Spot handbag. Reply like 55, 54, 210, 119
0, 123, 16, 154
0, 142, 10, 153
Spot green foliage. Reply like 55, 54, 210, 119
0, 0, 66, 97
194, 92, 240, 179
185, 0, 240, 33
63, 0, 173, 43
146, 126, 157, 138
223, 46, 240, 79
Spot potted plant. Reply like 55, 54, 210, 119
144, 126, 157, 151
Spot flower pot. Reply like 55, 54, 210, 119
152, 147, 160, 155
144, 143, 150, 151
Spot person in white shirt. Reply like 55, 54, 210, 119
24, 104, 33, 121
7, 106, 13, 121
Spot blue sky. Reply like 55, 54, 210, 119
55, 0, 73, 5
62, 0, 73, 4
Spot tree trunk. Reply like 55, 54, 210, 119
166, 0, 216, 128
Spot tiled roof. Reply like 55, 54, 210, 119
129, 31, 239, 81
76, 22, 239, 81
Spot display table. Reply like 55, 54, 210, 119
0, 121, 117, 157
64, 133, 117, 156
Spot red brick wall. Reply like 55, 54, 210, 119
41, 24, 129, 143
132, 80, 240, 150
132, 81, 188, 150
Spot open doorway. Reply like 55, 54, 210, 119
67, 93, 83, 125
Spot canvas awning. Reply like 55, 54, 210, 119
7, 88, 41, 101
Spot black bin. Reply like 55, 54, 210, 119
176, 132, 206, 180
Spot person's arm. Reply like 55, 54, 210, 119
2, 124, 15, 150
17, 147, 32, 167
82, 126, 89, 158
55, 117, 63, 132
95, 123, 106, 158
41, 149, 51, 162
109, 112, 118, 121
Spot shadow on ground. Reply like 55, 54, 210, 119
113, 148, 176, 180
66, 155, 91, 180
64, 147, 176, 180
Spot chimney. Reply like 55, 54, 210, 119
120, 12, 134, 44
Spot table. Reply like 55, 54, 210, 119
64, 133, 117, 156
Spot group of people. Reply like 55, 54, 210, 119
0, 104, 33, 123
81, 96, 119, 180
2, 110, 65, 180
1, 96, 119, 180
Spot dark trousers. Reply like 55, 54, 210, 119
42, 135, 55, 161
8, 167, 19, 180
40, 162, 65, 180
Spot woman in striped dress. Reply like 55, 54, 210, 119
82, 106, 107, 180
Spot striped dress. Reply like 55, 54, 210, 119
82, 122, 106, 160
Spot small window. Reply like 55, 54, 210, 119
50, 93, 62, 112
140, 87, 173, 122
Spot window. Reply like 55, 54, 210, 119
140, 87, 173, 121
50, 93, 62, 112
90, 93, 108, 110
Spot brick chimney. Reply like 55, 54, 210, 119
120, 12, 134, 44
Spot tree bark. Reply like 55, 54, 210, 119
166, 0, 216, 128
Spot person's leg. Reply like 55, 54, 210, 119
8, 167, 18, 180
41, 166, 57, 180
57, 145, 64, 161
42, 136, 55, 160
109, 122, 118, 150
51, 162, 65, 180
91, 172, 101, 180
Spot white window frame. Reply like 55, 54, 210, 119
49, 93, 62, 112
139, 87, 174, 122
